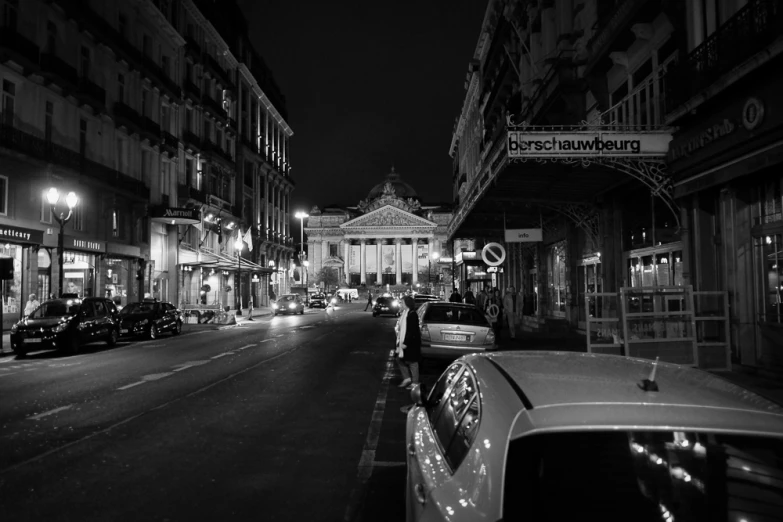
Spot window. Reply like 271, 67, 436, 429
141, 149, 151, 186
43, 101, 54, 143
118, 14, 127, 38
117, 74, 125, 103
40, 190, 52, 223
79, 118, 87, 156
80, 46, 90, 78
80, 301, 96, 318
46, 20, 57, 54
116, 137, 128, 174
244, 161, 253, 187
185, 106, 193, 132
161, 55, 170, 78
185, 158, 194, 185
2, 79, 15, 126
426, 363, 464, 432
185, 62, 193, 83
141, 89, 148, 118
93, 300, 106, 317
755, 233, 783, 324
216, 126, 223, 147
329, 243, 338, 257
204, 120, 212, 142
0, 174, 7, 215
112, 209, 120, 237
161, 104, 170, 133
72, 204, 83, 231
3, 0, 18, 31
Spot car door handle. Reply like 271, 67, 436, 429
414, 483, 426, 505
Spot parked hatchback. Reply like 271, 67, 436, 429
405, 352, 783, 522
273, 294, 305, 315
10, 297, 121, 356
119, 299, 183, 339
416, 302, 495, 357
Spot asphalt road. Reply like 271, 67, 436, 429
0, 302, 451, 522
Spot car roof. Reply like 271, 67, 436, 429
463, 352, 783, 435
423, 302, 474, 308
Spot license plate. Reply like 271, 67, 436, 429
381, 308, 388, 311
120, 329, 128, 334
24, 338, 42, 343
444, 334, 468, 342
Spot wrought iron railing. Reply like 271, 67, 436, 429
0, 29, 40, 66
184, 79, 201, 101
183, 130, 201, 149
40, 52, 79, 88
203, 96, 227, 121
666, 0, 783, 112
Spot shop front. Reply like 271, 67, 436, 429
100, 243, 144, 308
669, 63, 783, 371
577, 253, 602, 331
455, 250, 489, 294
149, 206, 200, 304
59, 237, 106, 298
0, 224, 44, 331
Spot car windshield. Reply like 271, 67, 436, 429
120, 303, 155, 315
28, 300, 81, 318
376, 297, 395, 305
312, 294, 325, 299
504, 430, 783, 521
423, 305, 488, 326
277, 295, 297, 304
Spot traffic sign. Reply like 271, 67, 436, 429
487, 304, 499, 319
482, 242, 506, 267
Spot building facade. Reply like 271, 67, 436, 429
0, 0, 293, 332
305, 169, 452, 294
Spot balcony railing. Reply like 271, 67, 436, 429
184, 79, 201, 101
178, 183, 207, 204
666, 0, 783, 112
161, 130, 179, 156
205, 54, 233, 88
140, 54, 181, 101
76, 77, 106, 109
184, 36, 201, 59
0, 124, 148, 198
183, 130, 201, 150
203, 96, 228, 121
113, 102, 144, 133
141, 115, 161, 144
40, 53, 79, 90
0, 29, 40, 68
202, 139, 234, 165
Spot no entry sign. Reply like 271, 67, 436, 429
482, 242, 506, 267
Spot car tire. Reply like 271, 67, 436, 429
173, 321, 182, 335
12, 342, 27, 358
300, 309, 304, 315
149, 325, 158, 340
372, 313, 377, 317
106, 328, 119, 346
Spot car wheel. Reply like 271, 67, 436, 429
300, 309, 304, 315
372, 313, 378, 317
172, 321, 182, 335
106, 328, 119, 346
12, 342, 27, 358
149, 325, 158, 340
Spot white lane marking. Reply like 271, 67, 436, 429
237, 344, 256, 351
211, 352, 232, 359
117, 381, 146, 391
28, 405, 73, 420
343, 349, 396, 521
275, 334, 285, 338
300, 325, 314, 329
172, 360, 211, 371
260, 339, 274, 343
140, 372, 174, 381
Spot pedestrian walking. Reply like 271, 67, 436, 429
24, 293, 40, 316
485, 288, 503, 341
502, 286, 518, 339
364, 291, 373, 311
449, 289, 462, 303
476, 287, 488, 312
463, 288, 475, 305
395, 295, 421, 390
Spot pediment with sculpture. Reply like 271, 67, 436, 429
341, 205, 436, 229
357, 181, 422, 214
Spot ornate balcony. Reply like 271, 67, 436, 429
184, 36, 201, 60
203, 95, 228, 122
666, 0, 783, 114
140, 54, 181, 102
0, 123, 148, 199
205, 54, 234, 88
141, 116, 161, 145
0, 30, 40, 71
113, 102, 144, 135
201, 139, 234, 166
39, 53, 79, 92
75, 77, 106, 111
183, 130, 201, 151
178, 183, 207, 205
161, 130, 179, 157
184, 79, 201, 102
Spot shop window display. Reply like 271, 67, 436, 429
547, 242, 566, 317
755, 233, 783, 324
1, 244, 23, 329
64, 252, 95, 297
37, 249, 51, 300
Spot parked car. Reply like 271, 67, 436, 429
273, 294, 305, 315
10, 297, 121, 356
372, 296, 401, 317
405, 351, 783, 522
413, 293, 440, 310
309, 293, 327, 308
416, 302, 495, 357
119, 299, 183, 339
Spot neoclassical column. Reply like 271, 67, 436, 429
411, 238, 418, 285
376, 240, 383, 285
322, 240, 329, 263
360, 240, 367, 284
343, 240, 350, 284
395, 238, 402, 284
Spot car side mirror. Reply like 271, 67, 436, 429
410, 382, 428, 406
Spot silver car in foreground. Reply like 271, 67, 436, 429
417, 302, 495, 357
405, 351, 783, 522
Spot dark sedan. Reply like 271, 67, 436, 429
119, 300, 183, 339
309, 293, 327, 308
273, 294, 305, 315
372, 296, 401, 317
10, 297, 121, 356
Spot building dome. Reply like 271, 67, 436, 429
367, 167, 419, 200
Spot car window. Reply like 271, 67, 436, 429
29, 300, 81, 318
164, 303, 175, 312
81, 301, 96, 318
93, 300, 107, 317
424, 305, 488, 326
106, 301, 118, 315
503, 430, 783, 522
431, 369, 479, 469
446, 393, 480, 468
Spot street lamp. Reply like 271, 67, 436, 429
428, 252, 440, 294
294, 211, 309, 289
47, 188, 79, 297
235, 231, 244, 315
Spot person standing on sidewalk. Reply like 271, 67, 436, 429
248, 295, 254, 321
364, 291, 373, 311
476, 287, 488, 312
24, 294, 40, 317
502, 286, 518, 339
395, 296, 421, 390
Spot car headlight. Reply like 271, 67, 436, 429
392, 300, 399, 307
288, 303, 295, 309
331, 298, 337, 304
52, 323, 68, 333
139, 319, 149, 326
272, 304, 278, 309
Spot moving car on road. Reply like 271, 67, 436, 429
119, 299, 183, 339
309, 293, 327, 308
405, 352, 783, 522
10, 297, 121, 356
412, 294, 440, 310
372, 296, 401, 317
273, 294, 305, 315
416, 302, 495, 357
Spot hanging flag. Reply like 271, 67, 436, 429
243, 227, 253, 252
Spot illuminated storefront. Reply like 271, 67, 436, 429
0, 224, 43, 331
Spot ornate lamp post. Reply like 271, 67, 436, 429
47, 188, 79, 297
428, 252, 440, 294
235, 231, 244, 315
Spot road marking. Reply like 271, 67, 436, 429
28, 405, 73, 420
117, 381, 146, 390
211, 352, 232, 359
343, 349, 396, 521
140, 372, 174, 381
237, 344, 256, 351
260, 339, 274, 343
300, 325, 314, 329
172, 360, 211, 371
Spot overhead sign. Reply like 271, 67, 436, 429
482, 243, 506, 267
455, 251, 479, 264
67, 236, 106, 253
150, 206, 201, 225
507, 130, 671, 158
0, 224, 43, 244
504, 228, 543, 243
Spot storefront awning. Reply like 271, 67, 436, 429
150, 206, 201, 226
178, 246, 269, 273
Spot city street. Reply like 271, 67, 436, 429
0, 302, 442, 522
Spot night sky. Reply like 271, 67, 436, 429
238, 0, 489, 214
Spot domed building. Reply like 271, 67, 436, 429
304, 168, 452, 289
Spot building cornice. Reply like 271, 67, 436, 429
239, 64, 293, 136
135, 0, 186, 47
182, 0, 238, 68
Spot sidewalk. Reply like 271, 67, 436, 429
0, 306, 274, 355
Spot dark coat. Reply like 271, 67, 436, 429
401, 311, 422, 363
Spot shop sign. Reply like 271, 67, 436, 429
252, 275, 260, 283
668, 119, 737, 163
455, 251, 479, 264
0, 224, 43, 244
150, 207, 201, 225
67, 237, 106, 253
504, 228, 542, 242
507, 130, 671, 158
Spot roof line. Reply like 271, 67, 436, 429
486, 357, 534, 410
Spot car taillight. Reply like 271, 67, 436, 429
486, 329, 495, 344
420, 324, 430, 341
